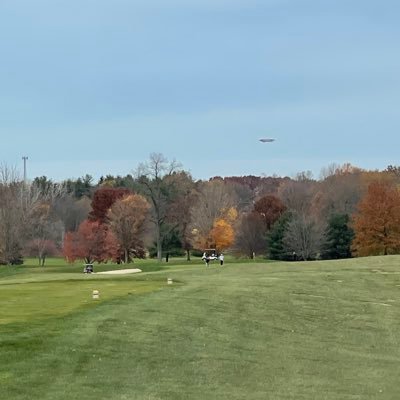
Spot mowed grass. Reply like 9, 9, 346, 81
1, 256, 400, 399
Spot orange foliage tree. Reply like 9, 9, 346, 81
352, 181, 400, 256
191, 206, 238, 251
209, 218, 235, 251
63, 220, 119, 263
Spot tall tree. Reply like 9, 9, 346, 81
53, 195, 91, 232
0, 166, 63, 264
63, 220, 119, 264
278, 176, 318, 215
268, 212, 293, 261
32, 176, 56, 195
233, 212, 266, 258
164, 175, 198, 260
89, 187, 131, 223
314, 163, 365, 220
352, 181, 400, 256
0, 165, 23, 264
26, 202, 63, 266
253, 195, 286, 230
108, 194, 150, 263
135, 153, 184, 261
321, 214, 354, 259
158, 228, 184, 259
209, 217, 235, 252
190, 180, 237, 251
283, 212, 321, 261
63, 174, 94, 198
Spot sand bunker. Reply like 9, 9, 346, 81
95, 269, 142, 275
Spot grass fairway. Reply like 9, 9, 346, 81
1, 256, 400, 399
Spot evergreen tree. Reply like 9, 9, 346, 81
64, 175, 94, 198
268, 212, 292, 260
321, 214, 354, 259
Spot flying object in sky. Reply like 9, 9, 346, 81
259, 138, 275, 143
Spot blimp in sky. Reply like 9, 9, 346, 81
259, 138, 275, 143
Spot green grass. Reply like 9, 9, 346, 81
1, 256, 400, 399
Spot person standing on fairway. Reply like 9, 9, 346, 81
219, 253, 224, 266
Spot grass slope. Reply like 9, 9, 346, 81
1, 256, 400, 399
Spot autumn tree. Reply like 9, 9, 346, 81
25, 239, 59, 266
233, 212, 266, 258
215, 175, 286, 197
277, 174, 318, 215
163, 175, 198, 260
211, 178, 254, 212
314, 164, 366, 220
209, 217, 235, 252
26, 202, 64, 266
63, 220, 119, 263
108, 194, 150, 263
0, 166, 64, 265
89, 187, 132, 223
0, 166, 23, 264
283, 212, 321, 261
190, 180, 238, 251
253, 195, 286, 230
352, 182, 400, 256
135, 153, 186, 261
385, 165, 400, 179
53, 194, 91, 232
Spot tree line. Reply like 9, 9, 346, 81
1, 155, 400, 266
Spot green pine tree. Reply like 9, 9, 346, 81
321, 214, 354, 259
268, 212, 293, 260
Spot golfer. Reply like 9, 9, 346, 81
219, 253, 224, 266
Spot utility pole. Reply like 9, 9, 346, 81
22, 156, 28, 183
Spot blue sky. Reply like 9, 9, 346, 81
1, 0, 400, 181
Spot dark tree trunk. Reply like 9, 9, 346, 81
156, 228, 162, 262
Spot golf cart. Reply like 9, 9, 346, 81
202, 249, 218, 261
83, 264, 94, 274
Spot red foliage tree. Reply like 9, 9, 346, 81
63, 220, 119, 263
253, 195, 286, 230
88, 187, 132, 223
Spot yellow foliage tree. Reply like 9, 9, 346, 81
190, 228, 207, 251
209, 218, 235, 251
224, 207, 238, 223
